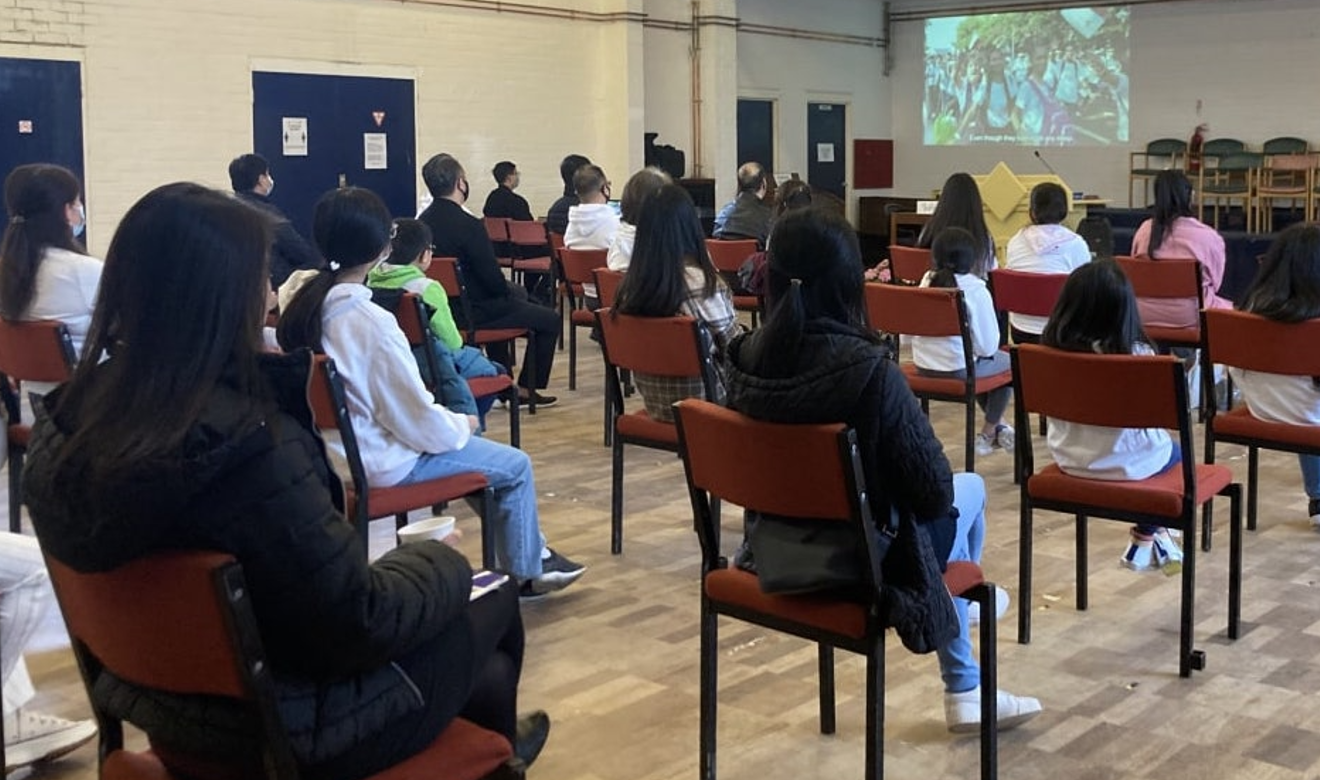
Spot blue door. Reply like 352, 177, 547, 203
253, 72, 416, 238
0, 57, 84, 197
737, 99, 774, 178
807, 102, 846, 200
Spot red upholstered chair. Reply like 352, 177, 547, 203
391, 291, 519, 449
506, 220, 553, 288
547, 232, 567, 348
0, 319, 77, 533
482, 217, 514, 269
427, 256, 540, 415
595, 310, 717, 554
987, 268, 1069, 343
704, 238, 762, 325
1203, 309, 1320, 533
886, 245, 932, 286
46, 551, 522, 780
1115, 255, 1208, 418
863, 283, 1013, 473
307, 354, 496, 567
1010, 344, 1243, 677
673, 399, 998, 780
593, 268, 623, 308
557, 247, 608, 391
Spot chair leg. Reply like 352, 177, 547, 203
965, 400, 975, 473
507, 383, 521, 450
817, 644, 835, 735
7, 447, 22, 534
568, 323, 578, 391
1226, 484, 1243, 641
480, 488, 496, 571
395, 513, 408, 530
699, 600, 717, 780
973, 582, 998, 780
1179, 511, 1202, 677
864, 637, 884, 780
1075, 514, 1088, 611
1018, 502, 1033, 645
525, 334, 537, 416
1247, 447, 1259, 532
611, 436, 624, 555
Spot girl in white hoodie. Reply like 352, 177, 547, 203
1040, 260, 1184, 572
913, 227, 1014, 457
278, 187, 585, 598
1004, 182, 1091, 342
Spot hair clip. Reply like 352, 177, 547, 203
328, 260, 341, 272
790, 277, 803, 287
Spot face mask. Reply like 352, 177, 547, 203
71, 204, 85, 238
266, 176, 275, 196
458, 179, 470, 203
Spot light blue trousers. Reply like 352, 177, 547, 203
936, 472, 987, 694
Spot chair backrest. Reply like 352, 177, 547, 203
1209, 152, 1264, 175
307, 354, 371, 536
864, 282, 964, 337
1201, 138, 1245, 158
704, 238, 758, 274
1204, 309, 1320, 377
593, 268, 625, 308
1012, 344, 1185, 430
391, 292, 444, 389
1115, 255, 1203, 302
989, 269, 1069, 318
0, 318, 77, 422
595, 309, 717, 418
559, 247, 608, 287
482, 217, 510, 245
887, 245, 932, 285
1263, 153, 1318, 174
506, 219, 548, 248
46, 551, 298, 780
1263, 136, 1309, 155
427, 256, 479, 342
1145, 137, 1187, 157
673, 399, 882, 584
548, 231, 565, 260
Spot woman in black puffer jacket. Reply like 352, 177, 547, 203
22, 182, 541, 780
722, 207, 1041, 735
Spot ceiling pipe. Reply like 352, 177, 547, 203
890, 0, 1202, 23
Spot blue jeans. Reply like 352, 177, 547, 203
398, 437, 545, 580
1135, 442, 1182, 536
937, 472, 988, 694
1301, 455, 1320, 500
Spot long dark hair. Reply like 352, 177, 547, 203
1041, 259, 1149, 355
917, 172, 991, 260
278, 187, 392, 353
743, 207, 877, 378
613, 184, 718, 317
928, 226, 978, 289
52, 182, 271, 478
1147, 170, 1194, 256
1240, 223, 1320, 323
1, 164, 84, 319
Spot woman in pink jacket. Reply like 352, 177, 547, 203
1130, 170, 1232, 329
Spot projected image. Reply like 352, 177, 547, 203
924, 7, 1130, 146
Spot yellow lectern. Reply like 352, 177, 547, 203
973, 162, 1087, 265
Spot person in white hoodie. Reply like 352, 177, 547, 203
564, 165, 620, 308
0, 164, 102, 421
1004, 182, 1091, 342
278, 187, 585, 599
912, 227, 1014, 457
606, 167, 671, 273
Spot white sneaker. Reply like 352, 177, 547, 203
3, 708, 97, 770
974, 432, 996, 457
994, 424, 1015, 453
1119, 532, 1157, 572
944, 686, 1042, 733
1309, 499, 1320, 530
966, 585, 1010, 626
1151, 529, 1184, 575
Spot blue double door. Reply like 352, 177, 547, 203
253, 72, 417, 239
0, 57, 85, 220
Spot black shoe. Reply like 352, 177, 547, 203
518, 390, 558, 408
514, 710, 551, 767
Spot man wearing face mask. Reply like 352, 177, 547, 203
228, 153, 322, 288
420, 153, 559, 407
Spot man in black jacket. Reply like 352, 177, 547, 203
228, 154, 322, 287
419, 153, 558, 407
544, 153, 591, 237
482, 161, 533, 222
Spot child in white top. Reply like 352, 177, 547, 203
564, 164, 620, 305
1004, 182, 1090, 340
1040, 259, 1183, 572
912, 227, 1014, 457
1232, 223, 1320, 528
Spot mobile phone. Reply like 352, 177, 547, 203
470, 570, 509, 600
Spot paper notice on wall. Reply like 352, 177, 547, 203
816, 143, 835, 163
364, 133, 388, 170
282, 117, 308, 156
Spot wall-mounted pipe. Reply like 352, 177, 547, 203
690, 0, 703, 177
400, 0, 643, 23
890, 0, 1201, 23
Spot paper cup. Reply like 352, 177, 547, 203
397, 515, 457, 545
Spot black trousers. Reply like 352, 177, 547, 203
306, 581, 524, 780
477, 301, 559, 391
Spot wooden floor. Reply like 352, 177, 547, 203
12, 331, 1320, 780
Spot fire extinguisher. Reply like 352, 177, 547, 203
1187, 123, 1208, 174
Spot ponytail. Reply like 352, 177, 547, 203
745, 278, 806, 378
276, 269, 337, 353
928, 226, 977, 289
